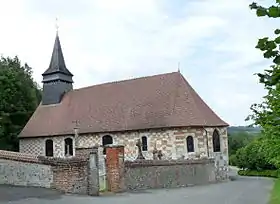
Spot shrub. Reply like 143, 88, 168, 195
234, 138, 277, 170
229, 154, 238, 166
238, 169, 280, 178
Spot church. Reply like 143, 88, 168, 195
19, 33, 229, 163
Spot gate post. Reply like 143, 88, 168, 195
88, 150, 99, 196
105, 145, 125, 193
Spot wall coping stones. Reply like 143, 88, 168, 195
125, 158, 214, 168
38, 156, 88, 166
0, 150, 89, 167
0, 150, 39, 163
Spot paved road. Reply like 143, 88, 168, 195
0, 176, 274, 204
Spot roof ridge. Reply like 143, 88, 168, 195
72, 71, 179, 92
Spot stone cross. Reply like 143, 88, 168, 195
72, 120, 80, 128
72, 120, 80, 147
136, 139, 145, 160
157, 150, 163, 160
55, 17, 59, 34
65, 144, 70, 157
152, 143, 158, 160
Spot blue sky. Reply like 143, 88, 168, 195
0, 0, 279, 126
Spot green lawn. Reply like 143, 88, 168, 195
270, 179, 280, 204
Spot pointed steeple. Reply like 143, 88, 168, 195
42, 33, 73, 78
41, 33, 74, 105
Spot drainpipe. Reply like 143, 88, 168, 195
202, 127, 209, 158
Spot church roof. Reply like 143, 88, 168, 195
19, 72, 228, 138
42, 34, 73, 77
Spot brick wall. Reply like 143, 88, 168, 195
39, 157, 89, 194
105, 146, 125, 193
0, 150, 99, 195
123, 159, 217, 191
76, 147, 97, 158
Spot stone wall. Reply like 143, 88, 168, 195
124, 159, 216, 191
0, 151, 53, 188
19, 127, 229, 181
20, 135, 75, 158
20, 127, 228, 161
0, 150, 99, 195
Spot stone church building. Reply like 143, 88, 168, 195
19, 33, 229, 162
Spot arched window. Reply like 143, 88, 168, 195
212, 129, 221, 152
64, 138, 73, 156
102, 135, 113, 154
141, 136, 148, 151
186, 136, 194, 152
45, 139, 54, 157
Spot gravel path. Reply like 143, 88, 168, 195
0, 175, 274, 204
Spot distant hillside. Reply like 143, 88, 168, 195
227, 126, 262, 135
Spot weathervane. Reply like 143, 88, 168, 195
178, 62, 181, 73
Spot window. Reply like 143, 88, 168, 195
212, 129, 221, 152
45, 139, 54, 157
102, 135, 113, 154
186, 136, 194, 152
64, 138, 73, 156
141, 136, 148, 151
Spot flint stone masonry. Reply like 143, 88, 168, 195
124, 159, 216, 191
19, 127, 229, 182
0, 150, 99, 195
20, 135, 75, 158
20, 127, 228, 161
0, 159, 53, 188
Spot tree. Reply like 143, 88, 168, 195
246, 1, 280, 168
228, 132, 256, 156
0, 56, 41, 151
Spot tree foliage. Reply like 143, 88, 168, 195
0, 56, 41, 151
248, 2, 280, 131
234, 137, 278, 170
233, 1, 280, 169
228, 131, 256, 156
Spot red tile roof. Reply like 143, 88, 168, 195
19, 72, 228, 138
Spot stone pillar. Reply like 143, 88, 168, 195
88, 150, 99, 196
97, 146, 107, 191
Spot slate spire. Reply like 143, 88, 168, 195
42, 33, 73, 79
41, 32, 74, 105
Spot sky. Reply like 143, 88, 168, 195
0, 0, 279, 126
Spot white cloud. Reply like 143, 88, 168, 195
0, 0, 277, 125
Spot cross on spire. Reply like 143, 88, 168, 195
55, 17, 59, 34
72, 120, 80, 128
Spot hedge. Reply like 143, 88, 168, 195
238, 169, 280, 178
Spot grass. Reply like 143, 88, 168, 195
270, 179, 280, 204
238, 169, 279, 178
